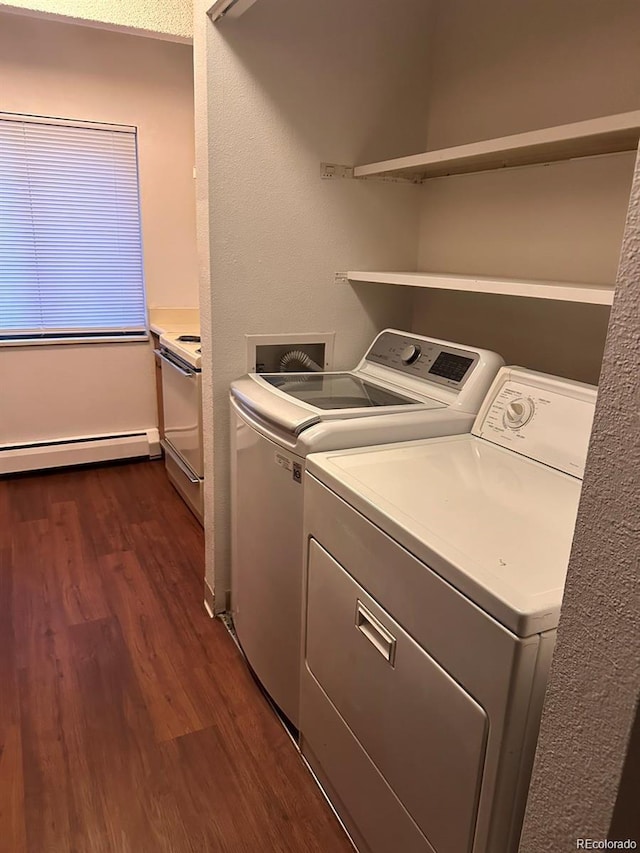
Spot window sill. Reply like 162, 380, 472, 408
0, 334, 150, 347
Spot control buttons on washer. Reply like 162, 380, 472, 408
503, 397, 535, 429
400, 344, 421, 365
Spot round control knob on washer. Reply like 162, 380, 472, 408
504, 397, 535, 429
400, 344, 421, 365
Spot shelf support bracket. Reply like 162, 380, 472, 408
320, 163, 355, 180
320, 163, 419, 184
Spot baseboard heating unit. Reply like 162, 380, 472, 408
0, 428, 161, 475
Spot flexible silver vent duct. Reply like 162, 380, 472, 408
279, 350, 323, 373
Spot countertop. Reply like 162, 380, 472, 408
148, 307, 200, 338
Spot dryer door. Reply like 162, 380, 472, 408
303, 539, 488, 853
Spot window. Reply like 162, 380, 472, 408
0, 114, 147, 343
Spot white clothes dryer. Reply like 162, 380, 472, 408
229, 329, 503, 726
300, 367, 597, 853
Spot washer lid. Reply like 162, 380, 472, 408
230, 372, 444, 438
261, 372, 433, 410
307, 434, 583, 637
231, 374, 321, 435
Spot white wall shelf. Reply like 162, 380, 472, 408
346, 271, 615, 306
353, 111, 640, 182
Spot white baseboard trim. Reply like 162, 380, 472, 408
0, 428, 161, 475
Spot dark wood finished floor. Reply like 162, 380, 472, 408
0, 460, 352, 853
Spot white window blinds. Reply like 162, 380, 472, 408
0, 115, 146, 340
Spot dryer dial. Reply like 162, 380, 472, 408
504, 397, 535, 429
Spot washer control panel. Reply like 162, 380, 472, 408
474, 368, 597, 478
365, 331, 479, 390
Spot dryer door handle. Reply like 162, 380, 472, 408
355, 600, 397, 666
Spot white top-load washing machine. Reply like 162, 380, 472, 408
230, 329, 504, 726
300, 367, 597, 853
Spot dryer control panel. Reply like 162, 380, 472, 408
364, 331, 480, 390
473, 367, 597, 478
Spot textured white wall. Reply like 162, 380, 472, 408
193, 0, 214, 604
0, 0, 192, 41
197, 0, 436, 600
519, 147, 640, 850
0, 13, 197, 446
411, 0, 640, 384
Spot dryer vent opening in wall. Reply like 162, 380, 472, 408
245, 333, 335, 374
